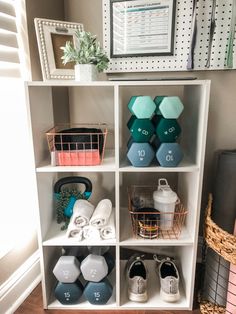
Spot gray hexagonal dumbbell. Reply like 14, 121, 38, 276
127, 142, 155, 167
53, 256, 81, 283
128, 96, 156, 119
81, 254, 109, 282
156, 143, 184, 167
84, 278, 113, 305
154, 96, 184, 119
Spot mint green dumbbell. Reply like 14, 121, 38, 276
154, 96, 184, 119
128, 96, 156, 119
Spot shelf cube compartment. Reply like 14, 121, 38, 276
128, 185, 187, 240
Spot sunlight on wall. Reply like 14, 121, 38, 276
0, 78, 37, 259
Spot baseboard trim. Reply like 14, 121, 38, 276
0, 250, 41, 314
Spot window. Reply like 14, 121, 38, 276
0, 0, 21, 77
0, 0, 36, 258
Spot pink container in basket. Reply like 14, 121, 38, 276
46, 124, 108, 166
56, 150, 101, 166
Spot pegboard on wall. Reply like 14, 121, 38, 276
103, 0, 236, 72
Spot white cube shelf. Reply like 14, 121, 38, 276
25, 79, 210, 310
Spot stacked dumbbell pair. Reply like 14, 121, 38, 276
53, 249, 115, 305
127, 96, 156, 167
127, 95, 184, 167
153, 96, 184, 167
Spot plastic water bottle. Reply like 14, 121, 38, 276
153, 178, 178, 230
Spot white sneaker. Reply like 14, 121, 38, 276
154, 255, 180, 302
126, 254, 148, 302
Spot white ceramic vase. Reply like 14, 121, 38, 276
74, 64, 98, 82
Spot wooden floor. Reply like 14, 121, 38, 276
15, 284, 200, 314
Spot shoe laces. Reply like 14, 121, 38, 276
153, 254, 174, 263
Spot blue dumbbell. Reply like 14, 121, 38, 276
84, 278, 113, 305
54, 279, 84, 305
156, 143, 184, 167
127, 142, 155, 167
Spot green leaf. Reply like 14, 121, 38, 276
61, 30, 109, 70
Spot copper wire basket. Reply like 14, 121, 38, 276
46, 124, 108, 166
128, 185, 187, 240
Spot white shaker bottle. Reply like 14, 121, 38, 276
153, 178, 178, 230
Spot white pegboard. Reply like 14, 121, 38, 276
103, 0, 236, 72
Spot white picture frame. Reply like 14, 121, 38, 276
34, 18, 83, 80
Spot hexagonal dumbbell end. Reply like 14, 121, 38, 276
103, 251, 115, 275
156, 143, 184, 167
53, 256, 81, 283
80, 254, 108, 282
156, 118, 181, 142
127, 116, 155, 142
127, 142, 155, 167
54, 280, 84, 305
128, 96, 156, 119
154, 96, 184, 119
84, 278, 113, 305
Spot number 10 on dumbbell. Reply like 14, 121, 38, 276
127, 141, 155, 167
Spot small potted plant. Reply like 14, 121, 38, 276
61, 30, 109, 81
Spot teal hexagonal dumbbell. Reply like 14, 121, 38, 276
128, 96, 156, 119
156, 143, 184, 167
127, 116, 155, 142
156, 118, 181, 143
154, 96, 184, 119
127, 142, 155, 167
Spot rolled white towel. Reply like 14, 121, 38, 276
72, 199, 95, 227
90, 199, 112, 228
100, 211, 115, 240
66, 222, 83, 241
83, 225, 101, 241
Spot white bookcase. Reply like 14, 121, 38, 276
25, 79, 210, 310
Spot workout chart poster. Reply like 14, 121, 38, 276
110, 0, 176, 57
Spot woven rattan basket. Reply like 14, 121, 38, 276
200, 194, 236, 314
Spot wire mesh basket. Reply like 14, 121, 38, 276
200, 195, 236, 314
46, 124, 108, 166
127, 185, 187, 240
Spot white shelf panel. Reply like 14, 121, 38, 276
43, 220, 117, 247
119, 159, 199, 173
120, 260, 189, 309
48, 271, 116, 309
27, 81, 116, 87
119, 208, 193, 246
27, 80, 209, 87
36, 150, 116, 173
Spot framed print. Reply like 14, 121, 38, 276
34, 18, 83, 80
110, 0, 176, 58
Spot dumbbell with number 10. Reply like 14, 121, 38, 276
127, 139, 155, 167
